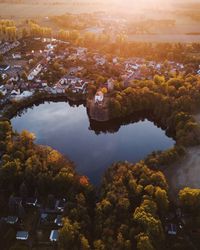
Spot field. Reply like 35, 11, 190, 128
1, 1, 200, 43
0, 0, 128, 18
128, 34, 200, 43
0, 3, 104, 18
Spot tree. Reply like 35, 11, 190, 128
59, 218, 86, 249
19, 182, 28, 200
22, 28, 28, 38
80, 235, 90, 250
136, 233, 155, 250
94, 240, 105, 250
20, 130, 36, 148
0, 54, 4, 63
155, 187, 169, 213
179, 187, 200, 213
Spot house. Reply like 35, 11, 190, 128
167, 224, 177, 235
53, 83, 65, 94
93, 54, 106, 66
55, 198, 66, 212
10, 89, 20, 96
12, 91, 34, 101
1, 73, 7, 80
0, 85, 7, 96
16, 231, 29, 240
54, 215, 63, 227
26, 197, 37, 207
41, 82, 48, 87
19, 82, 28, 91
106, 78, 114, 91
59, 78, 67, 85
6, 216, 18, 225
95, 91, 104, 103
73, 81, 87, 93
13, 65, 22, 69
156, 63, 161, 70
112, 57, 118, 64
4, 82, 13, 91
69, 66, 84, 75
0, 41, 20, 54
76, 47, 87, 55
49, 230, 58, 242
12, 53, 21, 59
9, 75, 19, 82
28, 64, 42, 81
44, 86, 53, 93
0, 64, 10, 72
46, 44, 54, 50
19, 91, 33, 98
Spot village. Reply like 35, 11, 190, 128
1, 37, 200, 248
1, 192, 67, 248
1, 37, 199, 115
0, 178, 197, 249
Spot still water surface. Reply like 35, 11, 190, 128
11, 101, 174, 184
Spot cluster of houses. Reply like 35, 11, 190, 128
67, 47, 87, 62
0, 194, 67, 248
0, 41, 20, 54
93, 53, 107, 66
57, 75, 88, 94
1, 36, 200, 109
121, 58, 186, 83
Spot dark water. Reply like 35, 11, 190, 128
11, 101, 174, 185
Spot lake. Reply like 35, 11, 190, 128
11, 101, 174, 185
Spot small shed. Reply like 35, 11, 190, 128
50, 230, 58, 242
54, 215, 63, 227
6, 216, 18, 225
167, 224, 177, 235
16, 231, 29, 240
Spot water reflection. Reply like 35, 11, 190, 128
11, 101, 174, 185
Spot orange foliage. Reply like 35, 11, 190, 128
79, 176, 89, 186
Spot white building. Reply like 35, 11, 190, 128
0, 85, 7, 95
28, 64, 42, 81
12, 53, 21, 59
11, 90, 34, 101
95, 91, 104, 103
11, 89, 20, 96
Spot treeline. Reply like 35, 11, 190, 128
0, 19, 17, 41
57, 29, 200, 64
57, 29, 110, 48
127, 19, 175, 35
109, 75, 200, 148
0, 19, 52, 41
28, 20, 52, 38
51, 13, 98, 30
